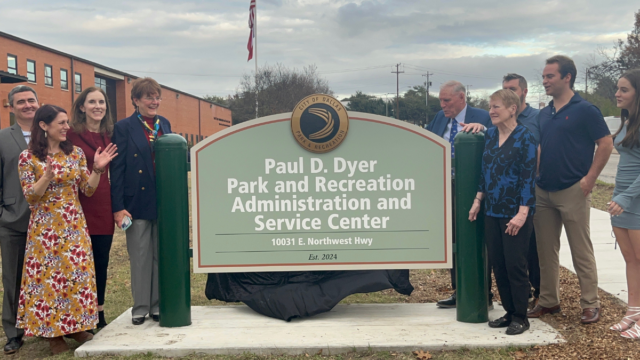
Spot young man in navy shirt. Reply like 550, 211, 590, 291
527, 55, 613, 324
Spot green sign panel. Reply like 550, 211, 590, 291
192, 111, 451, 273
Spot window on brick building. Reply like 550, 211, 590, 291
60, 69, 68, 90
44, 65, 53, 87
75, 73, 82, 93
95, 77, 107, 92
27, 60, 36, 83
7, 54, 17, 75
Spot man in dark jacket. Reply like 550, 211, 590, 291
0, 85, 38, 354
425, 81, 492, 308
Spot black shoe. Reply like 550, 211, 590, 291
4, 337, 23, 355
152, 314, 160, 322
97, 310, 108, 329
506, 318, 530, 335
437, 292, 456, 308
488, 315, 511, 328
132, 317, 145, 325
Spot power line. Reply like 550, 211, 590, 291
404, 63, 496, 80
319, 64, 393, 75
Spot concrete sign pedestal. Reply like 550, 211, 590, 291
76, 304, 563, 357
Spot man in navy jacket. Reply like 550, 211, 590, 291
425, 81, 492, 308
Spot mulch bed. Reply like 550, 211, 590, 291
395, 266, 640, 359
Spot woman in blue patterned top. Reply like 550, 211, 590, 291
607, 69, 640, 339
469, 89, 537, 335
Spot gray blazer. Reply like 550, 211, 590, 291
0, 123, 30, 232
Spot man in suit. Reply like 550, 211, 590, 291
0, 85, 38, 354
110, 78, 172, 325
425, 81, 492, 308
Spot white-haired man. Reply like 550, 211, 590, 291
425, 81, 493, 308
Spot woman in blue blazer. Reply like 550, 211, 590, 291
110, 78, 172, 325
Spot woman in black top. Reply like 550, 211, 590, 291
469, 89, 537, 335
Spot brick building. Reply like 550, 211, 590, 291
0, 31, 232, 144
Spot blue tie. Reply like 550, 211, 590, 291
449, 118, 458, 158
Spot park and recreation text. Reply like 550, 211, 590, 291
227, 157, 416, 231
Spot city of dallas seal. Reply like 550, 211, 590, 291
291, 94, 349, 153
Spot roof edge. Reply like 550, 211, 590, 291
0, 31, 230, 109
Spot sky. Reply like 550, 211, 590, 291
1, 0, 638, 102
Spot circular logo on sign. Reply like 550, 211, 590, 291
291, 94, 349, 153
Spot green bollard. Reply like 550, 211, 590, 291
454, 132, 489, 323
155, 134, 192, 327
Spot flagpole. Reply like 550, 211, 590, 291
254, 0, 258, 119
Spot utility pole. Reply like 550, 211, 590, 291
466, 85, 473, 102
422, 72, 433, 125
383, 93, 394, 118
585, 67, 589, 94
392, 63, 404, 119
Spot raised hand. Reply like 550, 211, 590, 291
44, 156, 55, 181
94, 143, 118, 170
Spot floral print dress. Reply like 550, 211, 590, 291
16, 146, 98, 337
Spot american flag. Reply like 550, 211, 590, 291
247, 0, 256, 61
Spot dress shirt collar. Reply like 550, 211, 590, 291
452, 104, 468, 123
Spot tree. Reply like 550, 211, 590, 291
202, 95, 229, 107
576, 91, 619, 117
228, 63, 332, 124
589, 9, 640, 101
398, 85, 441, 126
343, 91, 388, 116
468, 94, 490, 111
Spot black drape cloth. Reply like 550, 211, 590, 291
205, 270, 413, 321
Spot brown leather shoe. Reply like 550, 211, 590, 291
48, 336, 69, 355
581, 307, 601, 324
66, 331, 94, 344
527, 304, 561, 318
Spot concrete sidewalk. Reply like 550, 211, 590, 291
558, 208, 626, 303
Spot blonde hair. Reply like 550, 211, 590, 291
490, 89, 520, 111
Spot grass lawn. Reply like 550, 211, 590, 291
0, 179, 629, 359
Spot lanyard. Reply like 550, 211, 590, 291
137, 112, 160, 149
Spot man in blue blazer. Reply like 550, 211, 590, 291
111, 78, 172, 325
425, 81, 492, 309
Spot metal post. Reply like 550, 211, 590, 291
454, 132, 489, 323
155, 134, 192, 327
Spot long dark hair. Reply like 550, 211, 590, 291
70, 87, 114, 136
613, 69, 640, 149
30, 105, 74, 161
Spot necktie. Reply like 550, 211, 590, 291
449, 118, 458, 158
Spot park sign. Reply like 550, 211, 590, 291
191, 94, 452, 273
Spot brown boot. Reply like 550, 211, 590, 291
67, 331, 94, 344
48, 336, 69, 355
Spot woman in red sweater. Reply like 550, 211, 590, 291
67, 87, 115, 329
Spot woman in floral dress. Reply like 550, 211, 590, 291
17, 105, 117, 354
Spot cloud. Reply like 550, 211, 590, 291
0, 0, 638, 101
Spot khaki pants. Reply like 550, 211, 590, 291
534, 182, 600, 309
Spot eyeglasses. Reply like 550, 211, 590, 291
143, 97, 162, 102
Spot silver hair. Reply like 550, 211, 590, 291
8, 85, 38, 107
440, 81, 466, 95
